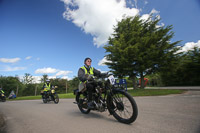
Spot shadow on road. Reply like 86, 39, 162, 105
68, 110, 117, 123
0, 113, 6, 133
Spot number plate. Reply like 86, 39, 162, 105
108, 75, 115, 85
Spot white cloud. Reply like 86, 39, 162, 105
35, 67, 58, 74
150, 8, 159, 14
25, 56, 32, 60
140, 14, 150, 21
34, 67, 73, 80
19, 74, 72, 84
177, 40, 200, 53
98, 57, 112, 66
0, 57, 21, 63
32, 76, 42, 84
3, 66, 26, 71
36, 58, 40, 61
56, 70, 72, 76
48, 76, 57, 79
22, 75, 70, 84
61, 76, 72, 80
151, 8, 160, 20
62, 0, 139, 47
97, 69, 107, 73
17, 75, 41, 84
140, 8, 160, 21
139, 8, 164, 29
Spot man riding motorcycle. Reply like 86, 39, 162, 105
42, 80, 52, 98
0, 88, 6, 102
78, 57, 107, 109
0, 88, 4, 94
43, 80, 52, 92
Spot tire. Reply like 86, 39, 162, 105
76, 92, 91, 114
53, 94, 59, 104
2, 97, 6, 102
42, 96, 47, 103
107, 89, 138, 124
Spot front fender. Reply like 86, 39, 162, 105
111, 88, 125, 94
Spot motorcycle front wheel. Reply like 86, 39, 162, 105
42, 95, 47, 103
76, 92, 91, 114
107, 89, 138, 124
1, 97, 6, 102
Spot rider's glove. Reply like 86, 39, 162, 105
87, 75, 94, 81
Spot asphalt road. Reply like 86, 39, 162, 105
145, 86, 200, 90
0, 91, 200, 133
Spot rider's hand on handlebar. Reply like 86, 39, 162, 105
100, 72, 109, 78
87, 75, 94, 81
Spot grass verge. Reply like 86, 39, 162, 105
128, 89, 185, 96
8, 93, 75, 101
8, 89, 185, 101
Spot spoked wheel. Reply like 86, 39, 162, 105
42, 95, 47, 103
108, 90, 138, 124
1, 97, 6, 102
76, 92, 91, 114
42, 98, 47, 103
53, 94, 59, 104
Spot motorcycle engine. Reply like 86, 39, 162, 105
94, 101, 106, 112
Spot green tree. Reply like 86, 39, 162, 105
21, 73, 36, 96
23, 73, 33, 84
104, 15, 181, 89
0, 76, 23, 97
67, 77, 79, 93
181, 47, 200, 85
40, 74, 48, 83
50, 78, 67, 93
160, 47, 200, 86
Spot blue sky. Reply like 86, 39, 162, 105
0, 0, 200, 82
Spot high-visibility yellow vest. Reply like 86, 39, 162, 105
0, 90, 4, 94
44, 83, 51, 91
80, 66, 94, 83
81, 66, 94, 75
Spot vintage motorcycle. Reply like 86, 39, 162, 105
41, 86, 59, 104
0, 91, 6, 102
74, 75, 138, 124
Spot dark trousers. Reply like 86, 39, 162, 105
86, 81, 103, 101
86, 82, 97, 101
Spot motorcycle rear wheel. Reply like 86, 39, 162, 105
76, 92, 91, 114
